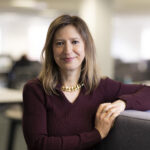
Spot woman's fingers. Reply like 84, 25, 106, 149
96, 103, 111, 116
101, 100, 126, 116
105, 107, 121, 116
95, 108, 119, 139
102, 107, 120, 119
95, 101, 126, 139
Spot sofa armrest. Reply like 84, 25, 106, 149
95, 110, 150, 150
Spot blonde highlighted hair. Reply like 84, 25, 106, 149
38, 15, 101, 95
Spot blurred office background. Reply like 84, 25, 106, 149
1, 0, 150, 150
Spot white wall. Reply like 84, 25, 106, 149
0, 13, 50, 60
111, 15, 150, 62
80, 0, 114, 77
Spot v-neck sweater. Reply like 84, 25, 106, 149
23, 77, 150, 150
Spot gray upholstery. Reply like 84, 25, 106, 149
95, 110, 150, 150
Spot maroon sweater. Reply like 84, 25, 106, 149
23, 77, 150, 150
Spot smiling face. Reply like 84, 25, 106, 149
53, 25, 85, 73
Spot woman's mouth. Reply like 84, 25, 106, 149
63, 57, 75, 62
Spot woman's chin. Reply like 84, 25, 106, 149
60, 65, 81, 72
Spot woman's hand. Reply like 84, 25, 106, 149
95, 100, 126, 139
111, 100, 126, 113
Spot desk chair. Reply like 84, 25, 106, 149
4, 104, 22, 150
5, 61, 41, 150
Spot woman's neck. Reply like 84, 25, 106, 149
60, 69, 81, 87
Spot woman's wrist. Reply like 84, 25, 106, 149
119, 100, 126, 110
95, 127, 105, 139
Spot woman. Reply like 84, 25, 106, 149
23, 15, 150, 150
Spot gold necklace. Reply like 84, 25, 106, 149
61, 83, 84, 92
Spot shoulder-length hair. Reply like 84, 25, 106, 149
38, 15, 101, 95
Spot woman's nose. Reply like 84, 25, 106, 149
64, 42, 72, 54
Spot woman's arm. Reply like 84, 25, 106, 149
23, 82, 101, 150
101, 77, 150, 111
95, 77, 150, 139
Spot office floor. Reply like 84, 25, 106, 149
0, 113, 26, 150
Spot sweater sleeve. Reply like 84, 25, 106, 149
101, 77, 150, 111
22, 82, 101, 150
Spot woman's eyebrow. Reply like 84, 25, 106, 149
54, 37, 80, 41
54, 38, 64, 41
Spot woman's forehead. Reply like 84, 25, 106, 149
54, 25, 82, 39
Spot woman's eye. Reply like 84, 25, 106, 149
72, 40, 79, 44
56, 41, 63, 46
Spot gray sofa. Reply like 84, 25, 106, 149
95, 110, 150, 150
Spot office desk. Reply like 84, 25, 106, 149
0, 87, 22, 118
0, 87, 22, 150
0, 87, 22, 104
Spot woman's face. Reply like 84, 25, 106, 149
53, 25, 85, 72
